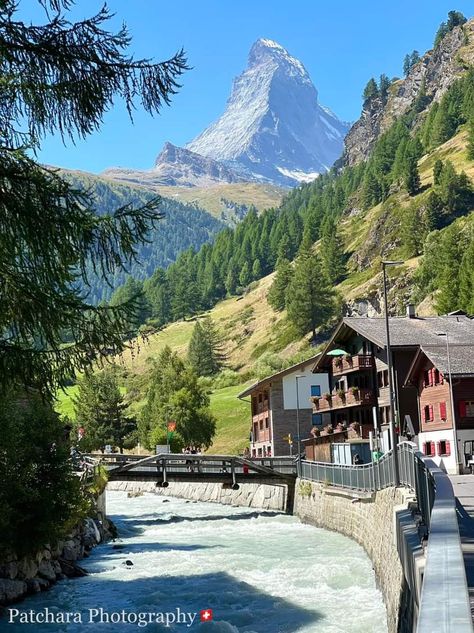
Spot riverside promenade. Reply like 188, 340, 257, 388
449, 476, 474, 622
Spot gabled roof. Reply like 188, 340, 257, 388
312, 315, 474, 373
238, 353, 321, 399
405, 344, 474, 385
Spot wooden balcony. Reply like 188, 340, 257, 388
312, 388, 375, 412
332, 354, 374, 377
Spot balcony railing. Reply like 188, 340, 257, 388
332, 354, 374, 377
313, 388, 375, 411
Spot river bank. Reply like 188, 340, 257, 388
0, 493, 114, 608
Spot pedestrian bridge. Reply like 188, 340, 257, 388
85, 453, 297, 489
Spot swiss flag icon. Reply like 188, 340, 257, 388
200, 609, 213, 622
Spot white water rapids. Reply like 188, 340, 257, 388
5, 491, 388, 632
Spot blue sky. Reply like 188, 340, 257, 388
27, 0, 474, 173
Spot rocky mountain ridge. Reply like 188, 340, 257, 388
344, 18, 474, 165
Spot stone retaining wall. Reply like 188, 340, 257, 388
107, 480, 289, 512
0, 492, 112, 607
294, 479, 423, 633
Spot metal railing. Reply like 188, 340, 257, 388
298, 444, 472, 633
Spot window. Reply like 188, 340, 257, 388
258, 393, 262, 403
423, 441, 435, 456
312, 413, 323, 426
259, 420, 263, 431
251, 397, 257, 416
311, 385, 321, 397
437, 440, 451, 457
433, 369, 440, 385
253, 423, 258, 440
267, 446, 272, 457
257, 447, 263, 457
377, 370, 389, 388
460, 401, 474, 417
424, 404, 434, 423
423, 370, 430, 387
265, 418, 269, 429
439, 401, 447, 421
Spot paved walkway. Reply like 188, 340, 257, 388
449, 475, 474, 622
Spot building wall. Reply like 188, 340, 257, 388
282, 363, 329, 410
418, 428, 456, 473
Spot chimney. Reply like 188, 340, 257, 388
406, 304, 416, 319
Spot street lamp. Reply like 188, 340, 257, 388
382, 260, 403, 486
436, 332, 460, 473
295, 375, 306, 461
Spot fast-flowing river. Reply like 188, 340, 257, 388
6, 491, 388, 632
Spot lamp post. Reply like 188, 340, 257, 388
436, 332, 460, 473
295, 375, 306, 461
382, 260, 403, 487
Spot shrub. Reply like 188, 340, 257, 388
0, 392, 85, 556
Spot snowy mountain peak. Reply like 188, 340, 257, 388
248, 38, 309, 81
104, 40, 350, 189
185, 38, 349, 185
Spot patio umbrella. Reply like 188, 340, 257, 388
326, 348, 348, 356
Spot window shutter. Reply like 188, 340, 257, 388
445, 441, 451, 457
429, 404, 434, 421
439, 402, 447, 420
460, 401, 467, 417
440, 373, 444, 385
422, 442, 427, 455
436, 441, 441, 456
429, 369, 434, 386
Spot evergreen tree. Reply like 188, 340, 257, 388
188, 317, 226, 376
434, 21, 449, 48
424, 191, 444, 231
110, 277, 150, 333
436, 224, 464, 314
320, 218, 346, 284
225, 261, 239, 296
140, 347, 216, 450
0, 0, 188, 396
403, 50, 421, 76
447, 10, 467, 30
403, 54, 411, 78
239, 261, 251, 287
252, 258, 262, 279
363, 78, 379, 104
404, 154, 421, 196
401, 203, 423, 257
286, 247, 336, 339
379, 74, 391, 105
459, 230, 474, 314
267, 258, 293, 311
467, 117, 474, 161
433, 159, 444, 186
361, 167, 382, 209
143, 268, 171, 328
74, 369, 135, 453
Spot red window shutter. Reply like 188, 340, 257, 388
460, 401, 467, 417
440, 373, 444, 385
422, 442, 427, 455
429, 404, 434, 421
439, 402, 447, 420
445, 441, 451, 456
436, 441, 441, 456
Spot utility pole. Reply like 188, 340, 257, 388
382, 261, 403, 486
